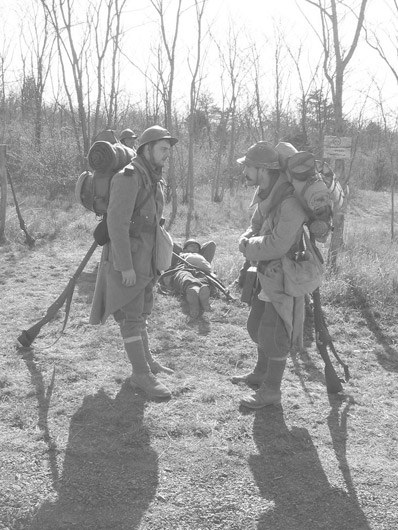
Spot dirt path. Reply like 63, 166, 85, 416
1, 223, 398, 530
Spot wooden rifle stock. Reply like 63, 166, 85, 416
17, 241, 98, 347
312, 287, 350, 393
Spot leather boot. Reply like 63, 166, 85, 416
124, 337, 171, 398
130, 373, 171, 398
240, 356, 287, 409
231, 346, 267, 386
240, 385, 282, 409
186, 286, 200, 319
199, 285, 211, 312
141, 328, 174, 375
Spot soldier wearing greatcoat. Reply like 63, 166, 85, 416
90, 126, 178, 398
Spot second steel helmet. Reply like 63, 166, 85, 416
120, 128, 138, 141
236, 141, 280, 169
137, 125, 178, 151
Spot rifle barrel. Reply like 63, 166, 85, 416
16, 241, 98, 348
312, 287, 344, 394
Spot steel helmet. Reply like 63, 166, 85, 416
137, 125, 178, 151
183, 239, 201, 251
236, 141, 280, 169
120, 128, 137, 141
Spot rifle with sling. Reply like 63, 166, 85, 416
309, 239, 350, 393
17, 240, 98, 348
160, 252, 236, 302
17, 179, 156, 348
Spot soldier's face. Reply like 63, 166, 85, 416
184, 243, 200, 253
243, 165, 260, 187
243, 165, 272, 189
147, 140, 171, 168
123, 137, 136, 149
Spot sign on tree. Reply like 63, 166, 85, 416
324, 136, 352, 159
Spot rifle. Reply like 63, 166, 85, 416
312, 286, 350, 393
17, 241, 98, 348
160, 251, 236, 302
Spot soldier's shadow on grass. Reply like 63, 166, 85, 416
351, 286, 398, 373
31, 383, 157, 530
249, 404, 371, 530
22, 349, 59, 483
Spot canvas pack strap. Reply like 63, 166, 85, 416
132, 185, 154, 218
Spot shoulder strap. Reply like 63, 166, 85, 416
133, 185, 154, 216
124, 160, 156, 218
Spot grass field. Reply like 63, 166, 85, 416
1, 188, 397, 530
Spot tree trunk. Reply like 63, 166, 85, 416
0, 145, 7, 244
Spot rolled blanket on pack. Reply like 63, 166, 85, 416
88, 141, 135, 172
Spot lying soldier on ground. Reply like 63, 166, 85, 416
159, 239, 217, 320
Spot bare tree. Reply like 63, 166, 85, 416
40, 0, 126, 165
364, 0, 398, 239
0, 36, 14, 139
284, 39, 322, 143
92, 0, 127, 135
365, 0, 398, 85
185, 0, 208, 239
211, 26, 248, 200
20, 1, 54, 150
247, 41, 266, 141
150, 0, 182, 223
40, 0, 90, 164
303, 0, 369, 268
272, 28, 288, 144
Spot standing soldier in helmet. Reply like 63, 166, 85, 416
232, 141, 308, 409
90, 125, 178, 398
120, 128, 138, 151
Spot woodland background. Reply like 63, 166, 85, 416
1, 3, 398, 529
0, 0, 397, 221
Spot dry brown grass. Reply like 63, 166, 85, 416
1, 188, 398, 530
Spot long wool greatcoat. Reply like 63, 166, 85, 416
89, 156, 165, 325
240, 173, 308, 350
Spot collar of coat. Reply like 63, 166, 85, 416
249, 172, 294, 214
132, 154, 164, 187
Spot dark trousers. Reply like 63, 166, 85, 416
247, 292, 290, 360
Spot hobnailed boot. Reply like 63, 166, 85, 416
198, 285, 211, 312
141, 329, 174, 375
231, 346, 267, 387
124, 336, 171, 398
240, 356, 287, 409
186, 286, 200, 319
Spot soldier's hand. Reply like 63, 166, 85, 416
122, 268, 136, 286
239, 237, 249, 254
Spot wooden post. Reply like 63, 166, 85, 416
0, 144, 7, 243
